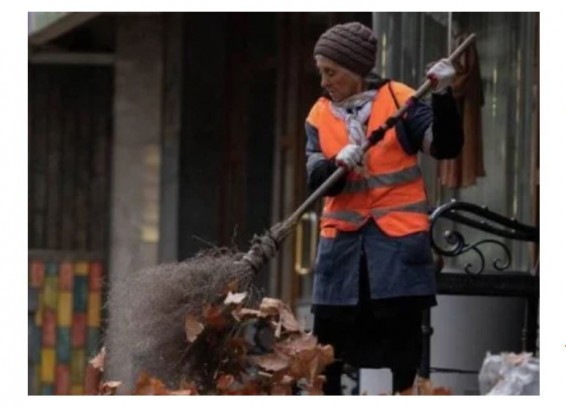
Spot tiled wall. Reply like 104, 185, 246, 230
28, 258, 104, 395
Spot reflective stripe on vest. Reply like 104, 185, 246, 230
321, 200, 429, 228
342, 164, 422, 194
370, 199, 429, 218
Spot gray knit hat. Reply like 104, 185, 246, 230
313, 22, 377, 77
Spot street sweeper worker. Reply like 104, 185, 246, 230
305, 22, 464, 395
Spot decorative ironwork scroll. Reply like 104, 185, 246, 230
429, 200, 538, 275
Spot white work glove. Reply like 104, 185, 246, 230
335, 144, 363, 170
426, 58, 456, 94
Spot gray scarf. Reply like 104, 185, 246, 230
330, 90, 377, 147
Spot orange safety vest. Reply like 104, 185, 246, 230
306, 81, 430, 238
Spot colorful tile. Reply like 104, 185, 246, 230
59, 262, 74, 290
43, 275, 59, 310
55, 364, 70, 395
70, 348, 86, 384
34, 292, 43, 326
87, 292, 101, 327
28, 287, 39, 314
73, 276, 88, 313
89, 262, 104, 291
42, 310, 56, 347
70, 384, 84, 395
40, 348, 55, 383
74, 262, 89, 277
56, 328, 71, 363
71, 313, 87, 347
29, 319, 42, 364
46, 261, 59, 277
41, 384, 55, 395
28, 363, 38, 395
57, 292, 73, 327
30, 261, 45, 288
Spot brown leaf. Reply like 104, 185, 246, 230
134, 372, 169, 395
169, 389, 197, 395
228, 381, 261, 395
233, 307, 263, 321
185, 314, 204, 343
216, 374, 236, 391
178, 379, 200, 395
287, 357, 308, 379
224, 291, 247, 305
308, 354, 322, 381
304, 375, 325, 395
415, 377, 451, 395
99, 381, 121, 395
274, 317, 283, 338
319, 344, 335, 366
259, 298, 283, 316
249, 353, 289, 372
203, 304, 227, 329
279, 307, 302, 333
416, 377, 433, 395
89, 347, 106, 371
271, 383, 293, 395
276, 332, 318, 355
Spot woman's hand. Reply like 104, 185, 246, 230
426, 58, 456, 94
335, 144, 363, 170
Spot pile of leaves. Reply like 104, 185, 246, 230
94, 289, 334, 395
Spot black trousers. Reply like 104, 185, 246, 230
313, 306, 423, 394
312, 252, 427, 395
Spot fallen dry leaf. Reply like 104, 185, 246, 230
203, 304, 227, 329
89, 347, 106, 371
259, 298, 283, 316
319, 344, 334, 366
304, 375, 325, 395
169, 389, 197, 395
106, 295, 335, 395
216, 374, 236, 391
271, 383, 293, 395
224, 291, 247, 305
279, 307, 302, 333
274, 318, 283, 338
276, 332, 318, 355
416, 376, 451, 395
99, 381, 122, 395
134, 372, 170, 395
232, 308, 263, 321
185, 314, 204, 343
249, 353, 290, 372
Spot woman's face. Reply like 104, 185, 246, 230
315, 55, 363, 102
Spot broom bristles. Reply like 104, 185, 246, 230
107, 247, 255, 387
105, 226, 285, 388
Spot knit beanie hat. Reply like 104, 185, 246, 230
313, 22, 377, 77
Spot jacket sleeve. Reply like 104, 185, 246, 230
305, 122, 346, 196
397, 88, 464, 159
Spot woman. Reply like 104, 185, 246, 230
305, 22, 463, 395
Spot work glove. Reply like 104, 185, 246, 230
335, 144, 363, 170
426, 58, 455, 94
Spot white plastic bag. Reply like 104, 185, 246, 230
478, 352, 539, 395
